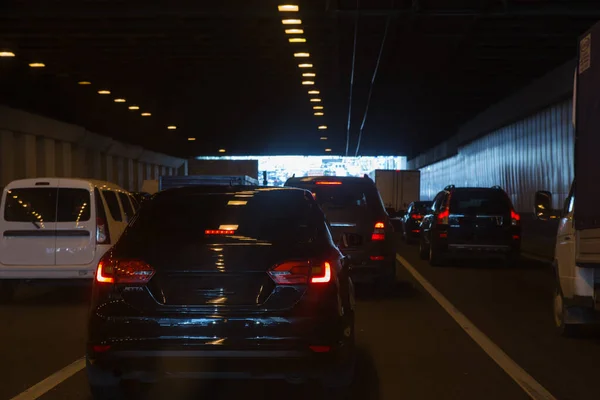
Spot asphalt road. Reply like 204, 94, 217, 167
3, 239, 600, 400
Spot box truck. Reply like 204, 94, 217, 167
368, 170, 420, 215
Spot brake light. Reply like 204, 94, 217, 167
96, 217, 111, 244
511, 210, 521, 226
370, 256, 385, 261
315, 181, 342, 185
92, 345, 111, 353
205, 230, 236, 235
437, 209, 449, 224
309, 345, 331, 353
268, 261, 331, 285
411, 214, 423, 219
95, 254, 155, 285
372, 221, 386, 241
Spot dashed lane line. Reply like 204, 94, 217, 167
10, 357, 85, 400
396, 254, 557, 400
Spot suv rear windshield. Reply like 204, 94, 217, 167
449, 190, 512, 215
131, 190, 323, 243
297, 183, 384, 214
412, 202, 432, 214
4, 188, 91, 222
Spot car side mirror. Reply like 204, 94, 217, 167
534, 190, 552, 221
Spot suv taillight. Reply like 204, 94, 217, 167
437, 209, 449, 225
511, 210, 521, 226
96, 217, 111, 244
95, 254, 155, 285
411, 214, 423, 220
268, 260, 331, 285
372, 221, 386, 241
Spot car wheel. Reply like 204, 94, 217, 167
553, 288, 580, 338
0, 280, 17, 304
86, 357, 123, 400
419, 237, 429, 260
429, 241, 444, 266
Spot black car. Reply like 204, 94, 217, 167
284, 176, 396, 289
401, 201, 433, 244
418, 185, 521, 266
86, 186, 355, 398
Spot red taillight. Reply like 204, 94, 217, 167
95, 254, 155, 285
411, 229, 420, 233
511, 210, 521, 226
96, 217, 110, 244
370, 256, 385, 261
268, 260, 331, 285
315, 181, 342, 185
437, 209, 449, 224
205, 230, 236, 235
411, 214, 423, 219
92, 345, 111, 353
439, 232, 448, 238
372, 221, 386, 241
513, 234, 520, 240
309, 345, 331, 353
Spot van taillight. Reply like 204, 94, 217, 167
96, 254, 155, 285
268, 260, 331, 285
372, 221, 386, 241
96, 217, 111, 244
437, 209, 449, 225
511, 210, 521, 226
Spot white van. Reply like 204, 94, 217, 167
0, 178, 138, 301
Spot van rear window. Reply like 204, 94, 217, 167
102, 190, 123, 222
4, 188, 90, 222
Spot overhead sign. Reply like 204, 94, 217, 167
575, 21, 600, 229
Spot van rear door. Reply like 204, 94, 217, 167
0, 179, 60, 265
55, 180, 96, 265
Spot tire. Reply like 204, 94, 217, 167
86, 357, 123, 400
419, 237, 429, 260
0, 280, 17, 304
429, 241, 444, 266
553, 287, 580, 338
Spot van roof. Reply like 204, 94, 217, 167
5, 178, 128, 193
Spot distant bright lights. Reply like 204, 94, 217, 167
282, 19, 302, 25
167, 126, 177, 130
318, 125, 328, 130
308, 90, 320, 95
325, 148, 332, 152
313, 106, 324, 110
128, 105, 140, 110
78, 81, 91, 85
294, 52, 310, 58
285, 29, 304, 34
314, 112, 324, 116
29, 62, 45, 68
0, 51, 15, 57
114, 98, 126, 103
219, 149, 226, 153
188, 137, 196, 141
310, 98, 322, 103
320, 137, 328, 140
298, 63, 313, 68
278, 5, 299, 12
289, 38, 306, 43
141, 112, 151, 116
302, 81, 315, 85
98, 90, 111, 95
303, 72, 315, 77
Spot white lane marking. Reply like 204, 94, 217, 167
396, 254, 557, 400
10, 357, 85, 400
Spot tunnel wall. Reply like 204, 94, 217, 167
0, 105, 187, 191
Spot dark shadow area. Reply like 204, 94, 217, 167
9, 283, 91, 306
439, 256, 552, 272
122, 346, 379, 400
354, 280, 420, 301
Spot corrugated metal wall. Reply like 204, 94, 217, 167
418, 99, 574, 213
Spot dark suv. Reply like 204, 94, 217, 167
86, 186, 355, 398
284, 176, 396, 288
401, 201, 433, 244
418, 185, 521, 266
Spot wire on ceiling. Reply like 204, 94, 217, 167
345, 0, 360, 157
354, 6, 392, 156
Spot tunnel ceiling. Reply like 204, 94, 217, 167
0, 0, 598, 158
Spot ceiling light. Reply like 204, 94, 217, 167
278, 5, 299, 12
318, 125, 328, 130
29, 62, 45, 68
314, 112, 324, 116
289, 38, 306, 43
294, 52, 310, 58
310, 98, 322, 103
313, 105, 324, 110
188, 137, 196, 141
128, 105, 140, 110
282, 19, 302, 25
308, 90, 320, 95
298, 63, 313, 68
219, 149, 226, 153
0, 51, 15, 57
141, 112, 151, 116
78, 81, 91, 85
303, 72, 315, 77
320, 137, 328, 140
285, 29, 304, 34
114, 98, 126, 103
325, 148, 332, 152
302, 81, 315, 85
167, 125, 177, 130
98, 90, 111, 95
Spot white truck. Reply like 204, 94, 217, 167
368, 170, 420, 216
534, 22, 600, 336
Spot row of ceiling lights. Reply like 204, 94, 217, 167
0, 50, 228, 153
278, 4, 331, 153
